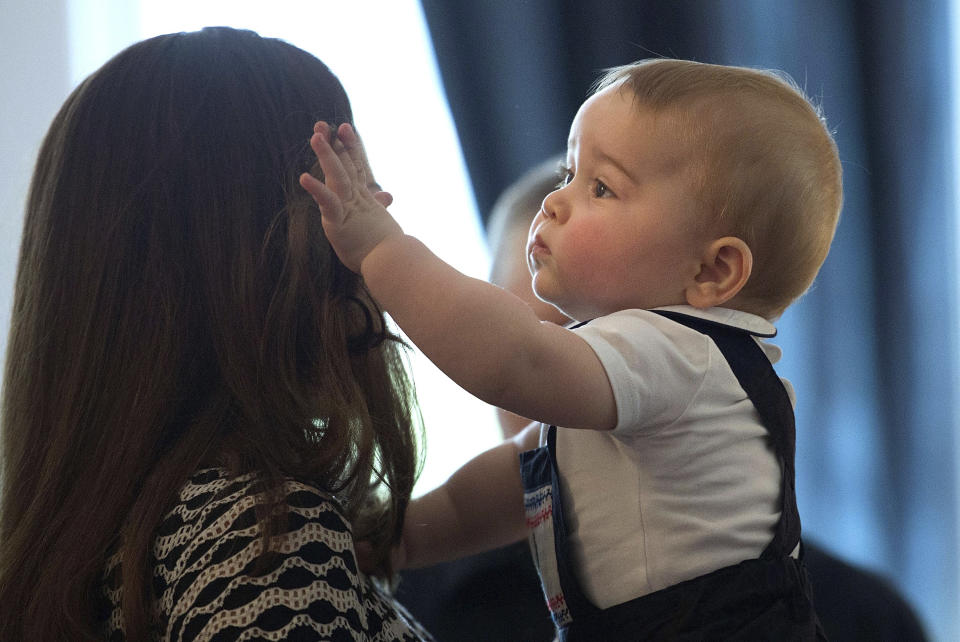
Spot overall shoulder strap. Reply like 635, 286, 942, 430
651, 310, 801, 559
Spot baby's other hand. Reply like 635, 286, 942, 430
299, 122, 402, 273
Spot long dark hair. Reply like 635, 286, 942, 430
0, 27, 420, 639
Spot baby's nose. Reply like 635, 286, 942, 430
540, 191, 560, 220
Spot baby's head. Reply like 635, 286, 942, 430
594, 59, 842, 319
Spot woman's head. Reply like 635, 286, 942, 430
2, 27, 418, 639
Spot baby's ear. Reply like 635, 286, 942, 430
685, 237, 752, 309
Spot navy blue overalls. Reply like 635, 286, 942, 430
519, 311, 825, 640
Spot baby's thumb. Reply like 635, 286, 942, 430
373, 190, 394, 208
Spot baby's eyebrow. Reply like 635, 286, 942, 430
595, 150, 641, 184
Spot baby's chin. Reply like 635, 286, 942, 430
528, 289, 576, 323
528, 298, 572, 326
550, 301, 604, 323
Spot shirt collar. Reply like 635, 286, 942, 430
651, 305, 777, 338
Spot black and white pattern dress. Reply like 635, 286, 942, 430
101, 468, 431, 641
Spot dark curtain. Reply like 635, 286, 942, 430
419, 1, 958, 639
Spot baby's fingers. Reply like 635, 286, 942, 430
336, 124, 373, 185
326, 122, 392, 206
299, 172, 344, 224
308, 127, 367, 207
309, 131, 348, 189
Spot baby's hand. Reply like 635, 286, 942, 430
299, 122, 402, 273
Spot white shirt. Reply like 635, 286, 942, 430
552, 305, 790, 609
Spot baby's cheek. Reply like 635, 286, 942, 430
564, 223, 606, 259
569, 228, 620, 274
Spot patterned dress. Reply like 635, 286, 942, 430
101, 468, 431, 641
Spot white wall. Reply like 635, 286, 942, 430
0, 0, 73, 362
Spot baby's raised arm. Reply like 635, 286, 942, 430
300, 123, 616, 431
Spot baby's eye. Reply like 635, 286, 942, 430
593, 180, 611, 198
557, 165, 574, 188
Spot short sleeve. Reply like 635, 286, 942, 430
572, 309, 711, 435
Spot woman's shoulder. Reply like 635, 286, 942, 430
159, 467, 429, 640
105, 468, 430, 641
162, 467, 352, 543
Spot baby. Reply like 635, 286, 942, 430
301, 58, 841, 639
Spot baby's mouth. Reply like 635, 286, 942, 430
529, 235, 549, 256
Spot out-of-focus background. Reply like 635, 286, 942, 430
2, 1, 957, 639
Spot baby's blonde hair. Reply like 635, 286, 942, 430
595, 59, 842, 319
